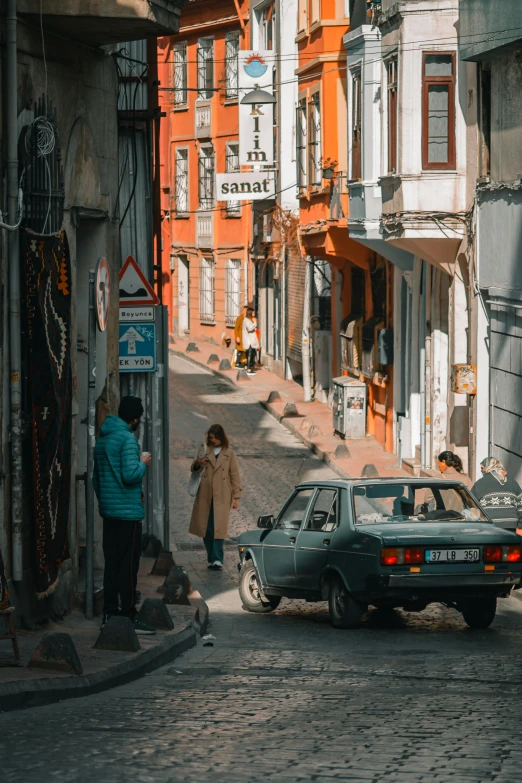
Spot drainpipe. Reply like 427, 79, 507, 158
7, 0, 23, 581
419, 262, 428, 470
302, 256, 312, 402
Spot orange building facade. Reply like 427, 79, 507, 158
296, 0, 394, 451
158, 1, 253, 347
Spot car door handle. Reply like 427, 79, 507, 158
323, 539, 330, 546
289, 537, 296, 544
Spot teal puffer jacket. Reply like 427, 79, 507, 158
93, 416, 146, 521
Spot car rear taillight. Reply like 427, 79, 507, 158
484, 546, 502, 563
381, 547, 399, 565
484, 545, 522, 563
404, 547, 424, 565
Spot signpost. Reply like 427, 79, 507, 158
216, 171, 276, 200
119, 323, 157, 372
238, 52, 274, 167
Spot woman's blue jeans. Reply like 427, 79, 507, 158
204, 503, 224, 564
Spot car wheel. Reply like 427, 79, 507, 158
239, 561, 281, 614
328, 575, 365, 629
460, 596, 497, 629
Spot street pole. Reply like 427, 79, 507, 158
85, 272, 96, 620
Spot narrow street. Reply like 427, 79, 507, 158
3, 355, 522, 783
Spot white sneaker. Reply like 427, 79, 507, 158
247, 371, 256, 376
212, 560, 223, 569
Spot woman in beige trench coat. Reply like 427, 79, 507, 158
189, 424, 242, 569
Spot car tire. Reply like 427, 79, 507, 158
239, 561, 281, 613
328, 575, 365, 629
460, 596, 497, 629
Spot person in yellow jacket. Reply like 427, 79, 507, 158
233, 305, 248, 367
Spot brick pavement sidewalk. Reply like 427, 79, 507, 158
171, 336, 408, 480
0, 556, 200, 712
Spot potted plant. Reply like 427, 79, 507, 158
320, 157, 338, 180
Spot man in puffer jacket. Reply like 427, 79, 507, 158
93, 396, 155, 634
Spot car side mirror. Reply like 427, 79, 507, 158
257, 515, 274, 529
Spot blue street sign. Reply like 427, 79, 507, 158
119, 322, 156, 372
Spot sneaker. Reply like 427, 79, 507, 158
133, 618, 156, 635
207, 562, 214, 569
211, 560, 223, 569
247, 371, 256, 376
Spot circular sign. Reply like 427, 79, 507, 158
95, 257, 110, 332
244, 54, 268, 79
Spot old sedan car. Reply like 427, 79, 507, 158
237, 478, 522, 629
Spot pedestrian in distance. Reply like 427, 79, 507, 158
471, 456, 522, 533
423, 451, 473, 512
189, 424, 242, 569
242, 307, 259, 376
233, 305, 248, 368
93, 395, 156, 634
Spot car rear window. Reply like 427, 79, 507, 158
353, 482, 489, 525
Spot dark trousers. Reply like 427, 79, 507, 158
203, 503, 224, 564
246, 346, 256, 371
103, 518, 142, 618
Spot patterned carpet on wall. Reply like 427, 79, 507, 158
22, 230, 72, 597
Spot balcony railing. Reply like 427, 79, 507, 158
196, 211, 213, 248
195, 103, 212, 139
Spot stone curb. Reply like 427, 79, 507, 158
0, 626, 196, 714
170, 348, 350, 481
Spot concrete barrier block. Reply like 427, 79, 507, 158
94, 617, 140, 652
138, 599, 174, 631
150, 550, 175, 576
236, 369, 250, 382
334, 444, 351, 459
158, 565, 192, 595
186, 342, 199, 352
207, 354, 220, 364
28, 632, 83, 675
362, 464, 379, 478
219, 358, 232, 370
283, 402, 299, 417
267, 391, 282, 403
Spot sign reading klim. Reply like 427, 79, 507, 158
216, 172, 276, 201
238, 51, 274, 167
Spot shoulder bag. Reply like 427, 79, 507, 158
188, 443, 206, 497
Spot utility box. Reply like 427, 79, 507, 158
332, 377, 367, 439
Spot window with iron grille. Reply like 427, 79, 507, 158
175, 148, 188, 214
386, 57, 398, 173
173, 42, 188, 105
296, 98, 307, 191
197, 38, 214, 100
200, 257, 215, 323
225, 259, 242, 326
308, 93, 321, 186
198, 146, 215, 209
225, 142, 241, 215
225, 32, 240, 99
351, 69, 362, 180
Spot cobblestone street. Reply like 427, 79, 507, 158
3, 355, 522, 782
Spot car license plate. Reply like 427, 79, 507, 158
425, 548, 480, 563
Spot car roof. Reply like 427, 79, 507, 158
296, 477, 471, 489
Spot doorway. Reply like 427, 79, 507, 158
177, 255, 190, 335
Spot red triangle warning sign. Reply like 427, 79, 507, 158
119, 256, 160, 306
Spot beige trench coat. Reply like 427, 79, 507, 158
189, 447, 242, 539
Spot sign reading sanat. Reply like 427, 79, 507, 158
238, 51, 274, 167
216, 171, 276, 201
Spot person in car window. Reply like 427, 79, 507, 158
423, 451, 472, 512
471, 457, 522, 533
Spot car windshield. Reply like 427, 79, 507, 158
353, 482, 489, 525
